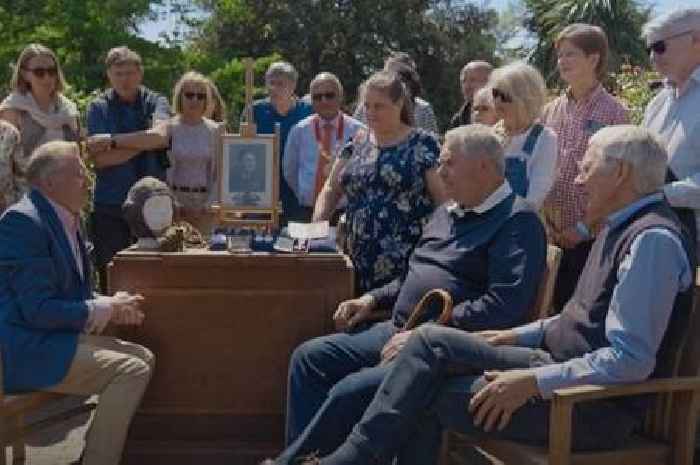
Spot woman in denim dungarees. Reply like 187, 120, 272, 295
489, 63, 557, 210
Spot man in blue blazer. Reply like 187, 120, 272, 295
0, 141, 153, 465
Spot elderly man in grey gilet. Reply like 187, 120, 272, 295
642, 8, 700, 255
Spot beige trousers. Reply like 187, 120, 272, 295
45, 335, 154, 465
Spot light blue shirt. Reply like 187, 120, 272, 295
643, 65, 700, 241
513, 193, 693, 398
282, 113, 364, 207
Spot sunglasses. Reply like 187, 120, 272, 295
24, 67, 58, 79
646, 30, 692, 55
183, 92, 207, 101
311, 91, 337, 102
491, 88, 512, 103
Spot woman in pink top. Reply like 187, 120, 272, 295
101, 72, 223, 233
542, 24, 628, 311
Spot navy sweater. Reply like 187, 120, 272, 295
369, 193, 547, 330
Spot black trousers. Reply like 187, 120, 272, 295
89, 204, 134, 293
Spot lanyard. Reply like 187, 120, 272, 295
313, 115, 345, 160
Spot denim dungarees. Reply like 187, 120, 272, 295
504, 124, 544, 197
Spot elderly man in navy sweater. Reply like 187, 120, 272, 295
264, 124, 547, 465
299, 125, 695, 465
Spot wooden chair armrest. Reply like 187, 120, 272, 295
551, 377, 700, 405
547, 377, 700, 463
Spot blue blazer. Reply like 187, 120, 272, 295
0, 190, 92, 393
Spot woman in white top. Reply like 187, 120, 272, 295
103, 71, 222, 232
489, 62, 557, 209
0, 44, 79, 212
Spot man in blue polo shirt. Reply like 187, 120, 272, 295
242, 61, 313, 223
86, 46, 170, 291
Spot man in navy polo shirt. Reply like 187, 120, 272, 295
86, 46, 170, 291
241, 61, 313, 223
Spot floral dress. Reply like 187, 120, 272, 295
339, 128, 439, 293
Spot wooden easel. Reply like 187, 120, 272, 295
212, 58, 281, 231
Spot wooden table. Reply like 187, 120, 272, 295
108, 249, 354, 465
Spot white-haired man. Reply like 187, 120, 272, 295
285, 126, 695, 465
642, 8, 700, 252
283, 72, 365, 221
449, 61, 494, 129
261, 124, 548, 465
0, 141, 154, 465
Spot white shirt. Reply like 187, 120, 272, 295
283, 113, 364, 207
643, 65, 700, 240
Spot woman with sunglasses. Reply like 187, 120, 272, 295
541, 24, 628, 311
314, 71, 445, 293
0, 43, 79, 212
99, 71, 223, 233
489, 62, 557, 210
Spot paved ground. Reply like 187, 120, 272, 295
6, 396, 92, 465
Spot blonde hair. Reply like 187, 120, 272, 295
205, 78, 227, 123
10, 44, 67, 95
172, 71, 214, 116
489, 62, 546, 129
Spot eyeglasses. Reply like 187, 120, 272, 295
491, 88, 512, 103
311, 91, 337, 102
646, 30, 692, 55
183, 92, 207, 101
473, 105, 493, 112
24, 67, 58, 79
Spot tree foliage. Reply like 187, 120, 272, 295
521, 0, 651, 84
190, 0, 500, 129
0, 0, 184, 99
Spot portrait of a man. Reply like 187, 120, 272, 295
227, 143, 268, 206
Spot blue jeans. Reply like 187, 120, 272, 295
321, 324, 641, 465
280, 321, 397, 464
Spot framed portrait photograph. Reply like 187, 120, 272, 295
219, 135, 278, 211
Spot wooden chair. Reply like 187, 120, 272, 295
443, 273, 700, 465
0, 349, 96, 465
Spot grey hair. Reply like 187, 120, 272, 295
310, 72, 344, 98
590, 125, 667, 195
25, 141, 78, 186
444, 124, 505, 175
643, 8, 700, 42
460, 61, 494, 82
265, 61, 298, 84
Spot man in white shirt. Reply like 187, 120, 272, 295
283, 72, 364, 221
642, 8, 700, 253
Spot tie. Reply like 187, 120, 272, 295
313, 122, 334, 202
